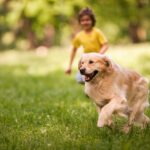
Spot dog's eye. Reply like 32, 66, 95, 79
89, 60, 94, 64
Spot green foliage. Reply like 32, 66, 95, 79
0, 44, 150, 149
0, 0, 150, 49
88, 0, 150, 43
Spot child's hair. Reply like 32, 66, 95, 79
78, 7, 96, 26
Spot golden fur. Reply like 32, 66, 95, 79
79, 53, 149, 132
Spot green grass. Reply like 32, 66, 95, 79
0, 43, 150, 150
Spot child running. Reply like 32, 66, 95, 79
65, 7, 108, 83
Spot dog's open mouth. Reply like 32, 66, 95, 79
84, 70, 98, 82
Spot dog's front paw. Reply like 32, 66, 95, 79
97, 121, 105, 128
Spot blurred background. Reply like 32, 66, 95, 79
0, 0, 150, 51
1, 1, 150, 149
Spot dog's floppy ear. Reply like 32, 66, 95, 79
102, 55, 112, 70
78, 57, 82, 70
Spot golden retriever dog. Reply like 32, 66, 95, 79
78, 53, 149, 133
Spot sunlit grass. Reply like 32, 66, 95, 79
0, 43, 150, 150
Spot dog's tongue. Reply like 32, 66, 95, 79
85, 73, 94, 81
85, 76, 90, 81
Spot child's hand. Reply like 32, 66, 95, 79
65, 68, 72, 74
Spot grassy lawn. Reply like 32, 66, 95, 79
0, 43, 150, 150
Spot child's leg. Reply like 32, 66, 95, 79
76, 71, 84, 84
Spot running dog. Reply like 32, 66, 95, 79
78, 53, 149, 132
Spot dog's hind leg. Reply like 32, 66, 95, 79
134, 113, 150, 129
123, 109, 138, 133
133, 99, 150, 128
123, 109, 149, 133
124, 88, 149, 133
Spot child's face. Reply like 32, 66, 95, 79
80, 15, 93, 31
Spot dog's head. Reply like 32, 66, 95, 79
78, 53, 112, 82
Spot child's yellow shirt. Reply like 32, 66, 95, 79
72, 27, 107, 53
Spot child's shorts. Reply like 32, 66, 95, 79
76, 71, 85, 84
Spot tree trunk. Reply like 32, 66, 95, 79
43, 25, 55, 48
129, 22, 146, 43
22, 17, 37, 49
129, 0, 147, 43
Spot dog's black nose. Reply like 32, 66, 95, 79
80, 68, 86, 75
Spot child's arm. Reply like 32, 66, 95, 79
99, 43, 108, 54
65, 47, 77, 74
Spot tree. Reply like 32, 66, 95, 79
88, 0, 150, 43
0, 0, 150, 50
